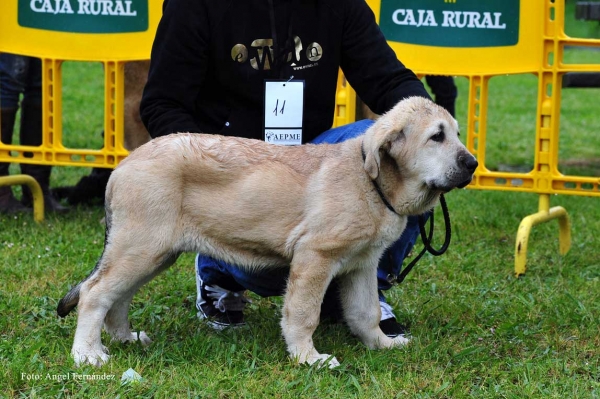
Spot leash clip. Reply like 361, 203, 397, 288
386, 274, 397, 285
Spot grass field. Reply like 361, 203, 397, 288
1, 4, 599, 399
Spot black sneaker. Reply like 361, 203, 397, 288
379, 301, 410, 338
196, 261, 249, 330
379, 317, 409, 338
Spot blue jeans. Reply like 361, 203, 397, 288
197, 120, 423, 301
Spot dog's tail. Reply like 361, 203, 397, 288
56, 252, 106, 317
57, 282, 83, 317
57, 207, 112, 318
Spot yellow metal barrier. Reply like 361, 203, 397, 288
0, 1, 163, 220
360, 0, 599, 275
0, 1, 162, 169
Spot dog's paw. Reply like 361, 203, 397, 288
136, 331, 152, 346
391, 334, 411, 347
72, 348, 110, 367
109, 331, 152, 346
302, 353, 341, 369
370, 333, 411, 349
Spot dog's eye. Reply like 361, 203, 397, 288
431, 131, 445, 143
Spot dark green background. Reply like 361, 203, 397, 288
379, 0, 520, 48
18, 0, 148, 34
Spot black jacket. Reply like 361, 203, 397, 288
140, 0, 430, 142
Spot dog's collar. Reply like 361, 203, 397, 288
361, 143, 401, 216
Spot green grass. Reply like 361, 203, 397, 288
2, 10, 600, 399
1, 192, 598, 398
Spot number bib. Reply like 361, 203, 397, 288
263, 80, 304, 145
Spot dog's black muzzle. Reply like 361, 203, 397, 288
456, 154, 478, 189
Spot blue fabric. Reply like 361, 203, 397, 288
0, 53, 42, 109
197, 119, 425, 299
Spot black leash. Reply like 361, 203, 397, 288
360, 143, 452, 285
390, 194, 452, 285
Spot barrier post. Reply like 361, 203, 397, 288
0, 175, 44, 222
515, 194, 571, 276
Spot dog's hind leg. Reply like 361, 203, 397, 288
103, 252, 179, 346
70, 261, 118, 367
71, 244, 177, 367
281, 251, 340, 368
103, 291, 151, 346
338, 266, 410, 350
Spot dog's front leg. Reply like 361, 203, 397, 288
338, 266, 409, 349
281, 252, 340, 368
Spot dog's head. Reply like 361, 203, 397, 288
362, 96, 478, 213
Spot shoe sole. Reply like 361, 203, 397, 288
197, 307, 246, 331
195, 256, 246, 331
385, 333, 412, 340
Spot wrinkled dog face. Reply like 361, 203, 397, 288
367, 97, 478, 212
404, 111, 477, 193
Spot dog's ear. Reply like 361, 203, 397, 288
363, 122, 406, 180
